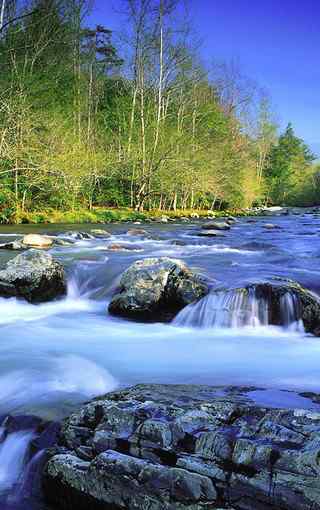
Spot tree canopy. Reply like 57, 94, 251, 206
0, 0, 318, 223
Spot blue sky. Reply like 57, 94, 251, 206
90, 0, 320, 154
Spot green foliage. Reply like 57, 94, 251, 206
265, 124, 316, 205
0, 0, 318, 224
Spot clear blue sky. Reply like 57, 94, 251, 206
90, 0, 320, 154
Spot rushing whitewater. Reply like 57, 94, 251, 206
0, 215, 320, 509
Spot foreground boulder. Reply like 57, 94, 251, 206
108, 257, 208, 320
0, 250, 67, 303
43, 383, 320, 510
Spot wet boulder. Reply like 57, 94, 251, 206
108, 257, 209, 320
90, 229, 111, 238
197, 230, 225, 237
22, 234, 54, 248
43, 383, 320, 510
202, 221, 230, 230
0, 249, 67, 303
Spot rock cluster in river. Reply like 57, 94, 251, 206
108, 257, 209, 320
0, 249, 67, 302
43, 383, 320, 510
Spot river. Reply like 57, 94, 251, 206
0, 211, 320, 508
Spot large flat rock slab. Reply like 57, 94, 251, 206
43, 384, 320, 510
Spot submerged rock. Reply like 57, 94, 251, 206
108, 257, 208, 320
43, 383, 320, 510
126, 228, 149, 236
197, 230, 225, 237
263, 223, 282, 230
0, 249, 67, 303
106, 243, 143, 252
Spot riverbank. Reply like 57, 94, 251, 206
2, 207, 258, 225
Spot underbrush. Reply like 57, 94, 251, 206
1, 207, 254, 225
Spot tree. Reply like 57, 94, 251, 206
265, 123, 315, 204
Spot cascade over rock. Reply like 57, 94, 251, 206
108, 257, 209, 320
0, 249, 67, 303
174, 278, 320, 334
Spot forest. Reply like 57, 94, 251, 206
0, 0, 319, 223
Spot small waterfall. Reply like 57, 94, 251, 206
280, 292, 304, 332
0, 430, 35, 494
68, 260, 109, 300
0, 417, 60, 509
174, 288, 269, 328
174, 286, 305, 331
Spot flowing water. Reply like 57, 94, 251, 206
1, 211, 320, 508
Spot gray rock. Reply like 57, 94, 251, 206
108, 257, 209, 320
43, 384, 320, 510
90, 229, 112, 238
201, 221, 230, 230
0, 249, 67, 303
197, 230, 225, 237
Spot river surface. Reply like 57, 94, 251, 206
0, 212, 320, 508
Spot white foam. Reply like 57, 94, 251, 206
0, 356, 118, 413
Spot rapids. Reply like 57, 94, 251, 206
0, 212, 320, 508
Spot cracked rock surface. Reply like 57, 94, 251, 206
43, 384, 320, 509
108, 258, 209, 321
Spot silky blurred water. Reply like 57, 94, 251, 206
0, 213, 320, 420
1, 213, 320, 508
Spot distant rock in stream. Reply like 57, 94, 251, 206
201, 221, 231, 230
0, 249, 67, 303
43, 383, 320, 510
108, 257, 209, 320
197, 229, 226, 237
90, 229, 112, 238
22, 233, 54, 248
